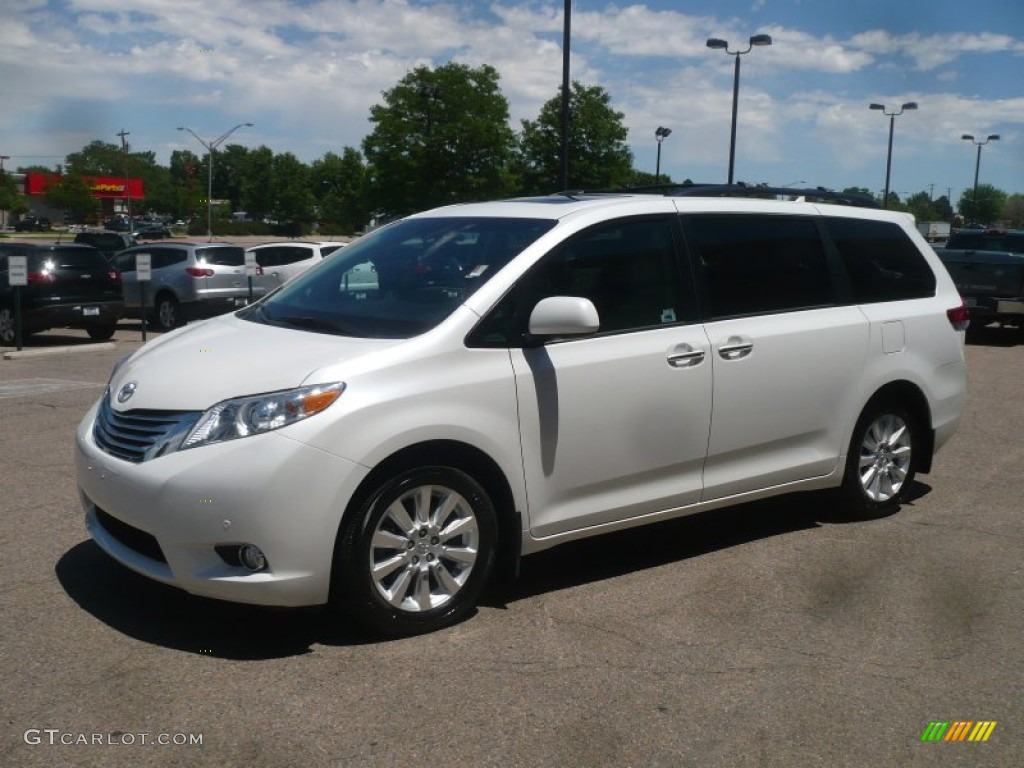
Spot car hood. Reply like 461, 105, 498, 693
107, 313, 402, 411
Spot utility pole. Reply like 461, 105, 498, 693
928, 183, 934, 200
116, 129, 132, 226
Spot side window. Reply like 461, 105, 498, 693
824, 217, 936, 303
470, 217, 685, 346
113, 252, 136, 272
683, 215, 833, 319
252, 248, 280, 268
275, 247, 313, 266
148, 248, 174, 270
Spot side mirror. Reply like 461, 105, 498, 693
527, 296, 600, 338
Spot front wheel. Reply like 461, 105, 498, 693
839, 399, 920, 518
333, 467, 497, 638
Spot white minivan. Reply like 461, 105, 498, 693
75, 191, 969, 636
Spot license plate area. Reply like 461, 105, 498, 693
83, 306, 100, 316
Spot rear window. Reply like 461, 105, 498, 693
197, 247, 246, 266
34, 248, 110, 271
824, 218, 936, 303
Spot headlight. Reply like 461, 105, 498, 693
181, 383, 345, 450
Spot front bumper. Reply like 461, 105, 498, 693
75, 400, 369, 607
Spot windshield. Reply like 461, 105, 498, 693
238, 216, 555, 338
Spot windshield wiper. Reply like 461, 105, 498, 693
275, 315, 356, 336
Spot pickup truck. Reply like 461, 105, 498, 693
937, 229, 1024, 328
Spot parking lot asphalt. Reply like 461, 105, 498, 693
1, 323, 1022, 767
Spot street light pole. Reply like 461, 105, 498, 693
654, 126, 672, 184
961, 133, 1000, 224
177, 123, 254, 241
559, 0, 572, 190
116, 129, 131, 227
869, 102, 917, 209
706, 34, 772, 185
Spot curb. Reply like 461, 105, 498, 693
3, 342, 117, 360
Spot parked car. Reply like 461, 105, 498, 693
133, 219, 172, 239
73, 231, 138, 261
936, 228, 1024, 328
76, 189, 968, 637
0, 242, 123, 343
247, 241, 347, 291
13, 215, 51, 232
111, 242, 267, 331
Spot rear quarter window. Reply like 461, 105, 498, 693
824, 218, 936, 303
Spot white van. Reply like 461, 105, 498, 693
75, 190, 968, 636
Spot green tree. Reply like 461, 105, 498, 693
516, 81, 633, 194
933, 195, 954, 221
311, 148, 368, 233
0, 171, 26, 220
1001, 194, 1024, 228
44, 173, 98, 221
271, 152, 315, 224
958, 184, 1007, 226
905, 191, 937, 222
64, 139, 172, 216
241, 146, 275, 220
169, 149, 203, 220
212, 144, 251, 211
363, 62, 516, 216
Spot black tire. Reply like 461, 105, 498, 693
153, 294, 181, 332
87, 323, 117, 341
839, 397, 920, 518
333, 466, 497, 638
0, 306, 14, 345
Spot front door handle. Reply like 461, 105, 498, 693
718, 336, 753, 360
667, 344, 706, 368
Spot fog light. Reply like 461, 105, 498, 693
238, 544, 267, 572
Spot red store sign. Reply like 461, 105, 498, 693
24, 173, 144, 198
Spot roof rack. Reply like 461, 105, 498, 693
552, 183, 880, 209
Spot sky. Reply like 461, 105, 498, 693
1, 0, 1022, 206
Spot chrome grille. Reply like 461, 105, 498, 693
93, 395, 201, 463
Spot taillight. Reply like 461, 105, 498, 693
27, 271, 55, 284
947, 301, 970, 332
186, 267, 215, 277
108, 270, 121, 283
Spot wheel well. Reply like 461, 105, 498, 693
864, 381, 935, 474
337, 440, 520, 574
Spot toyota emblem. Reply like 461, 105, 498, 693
117, 381, 138, 403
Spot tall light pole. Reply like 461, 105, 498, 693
961, 133, 1000, 225
654, 126, 672, 184
116, 129, 132, 226
869, 102, 917, 209
559, 0, 571, 190
706, 34, 772, 185
177, 123, 254, 240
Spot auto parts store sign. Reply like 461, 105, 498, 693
24, 173, 144, 198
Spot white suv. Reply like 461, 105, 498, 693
247, 241, 347, 291
75, 191, 969, 637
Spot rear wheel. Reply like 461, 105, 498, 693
839, 398, 919, 517
87, 323, 117, 341
333, 466, 497, 637
0, 306, 14, 345
154, 294, 181, 331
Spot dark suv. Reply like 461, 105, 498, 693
73, 231, 138, 261
0, 243, 123, 344
13, 215, 52, 232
